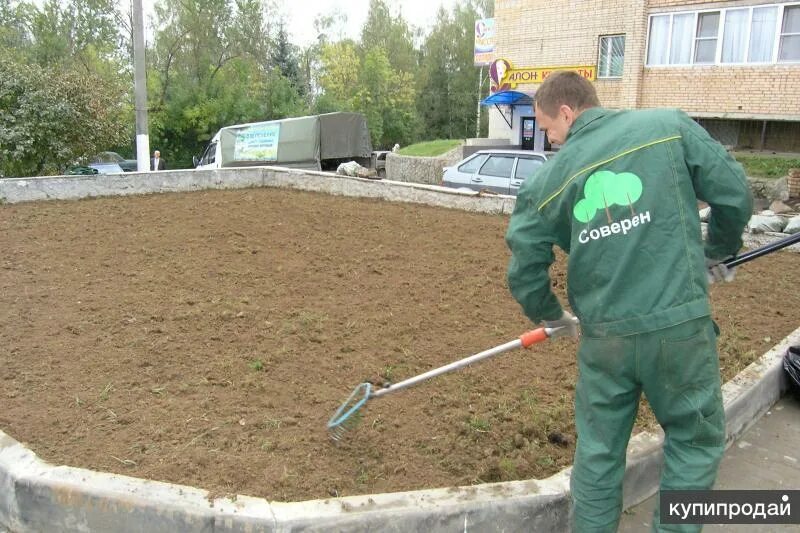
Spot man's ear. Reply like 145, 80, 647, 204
559, 104, 576, 126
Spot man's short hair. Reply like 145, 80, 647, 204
535, 71, 600, 117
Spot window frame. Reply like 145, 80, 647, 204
478, 155, 516, 179
597, 34, 626, 79
457, 153, 487, 174
645, 2, 800, 67
779, 4, 800, 61
199, 141, 217, 166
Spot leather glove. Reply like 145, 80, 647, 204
543, 310, 580, 339
706, 257, 737, 284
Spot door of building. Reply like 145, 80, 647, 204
521, 117, 535, 150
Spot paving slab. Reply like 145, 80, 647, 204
619, 394, 800, 532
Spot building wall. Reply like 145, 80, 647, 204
640, 66, 800, 119
642, 1, 800, 119
491, 0, 800, 126
493, 0, 648, 109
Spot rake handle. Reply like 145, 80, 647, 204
722, 231, 800, 268
371, 327, 557, 399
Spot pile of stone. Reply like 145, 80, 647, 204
700, 199, 800, 235
747, 200, 800, 235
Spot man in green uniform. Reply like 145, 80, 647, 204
505, 71, 752, 532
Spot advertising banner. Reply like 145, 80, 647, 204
474, 18, 495, 66
234, 123, 281, 161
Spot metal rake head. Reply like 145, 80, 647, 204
327, 382, 372, 441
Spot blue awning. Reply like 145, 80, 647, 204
480, 90, 533, 107
480, 90, 533, 129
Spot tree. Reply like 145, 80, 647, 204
0, 58, 130, 177
360, 0, 416, 74
355, 47, 417, 147
21, 0, 125, 74
416, 0, 490, 140
148, 0, 307, 167
317, 40, 361, 112
272, 22, 300, 90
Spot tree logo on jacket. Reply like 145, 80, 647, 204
573, 171, 643, 224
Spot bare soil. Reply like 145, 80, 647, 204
1, 188, 798, 502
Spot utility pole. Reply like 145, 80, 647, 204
132, 0, 150, 171
475, 66, 483, 139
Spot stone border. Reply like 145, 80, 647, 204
0, 167, 516, 215
1, 168, 798, 532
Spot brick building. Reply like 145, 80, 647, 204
486, 0, 800, 152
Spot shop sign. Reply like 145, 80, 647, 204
490, 59, 596, 92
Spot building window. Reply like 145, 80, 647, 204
647, 16, 669, 65
694, 12, 720, 63
780, 5, 800, 60
750, 7, 779, 62
646, 2, 800, 66
721, 9, 748, 62
670, 14, 694, 64
598, 35, 626, 78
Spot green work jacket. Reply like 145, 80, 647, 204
506, 107, 753, 337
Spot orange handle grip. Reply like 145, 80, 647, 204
520, 327, 549, 348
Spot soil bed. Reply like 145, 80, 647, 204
1, 187, 798, 502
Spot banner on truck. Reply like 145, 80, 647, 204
234, 123, 281, 161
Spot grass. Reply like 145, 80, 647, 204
732, 153, 800, 179
467, 416, 491, 433
398, 139, 462, 157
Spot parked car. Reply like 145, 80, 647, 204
441, 149, 548, 196
371, 150, 390, 177
91, 151, 137, 172
88, 162, 125, 174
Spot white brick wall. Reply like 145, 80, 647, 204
491, 0, 800, 128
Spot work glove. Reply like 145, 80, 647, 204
543, 310, 580, 339
706, 257, 737, 284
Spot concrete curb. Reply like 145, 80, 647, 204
0, 167, 516, 215
1, 169, 798, 531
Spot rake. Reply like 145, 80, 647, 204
327, 326, 562, 441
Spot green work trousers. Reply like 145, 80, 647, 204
570, 316, 726, 532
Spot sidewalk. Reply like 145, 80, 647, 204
619, 394, 800, 532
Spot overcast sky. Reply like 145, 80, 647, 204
280, 0, 460, 45
135, 0, 461, 46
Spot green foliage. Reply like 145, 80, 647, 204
0, 57, 130, 177
316, 1, 423, 149
398, 139, 462, 157
360, 0, 417, 73
148, 0, 309, 168
272, 23, 300, 91
318, 40, 361, 112
354, 47, 417, 148
733, 153, 800, 179
21, 0, 125, 73
416, 1, 490, 141
1, 0, 496, 173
